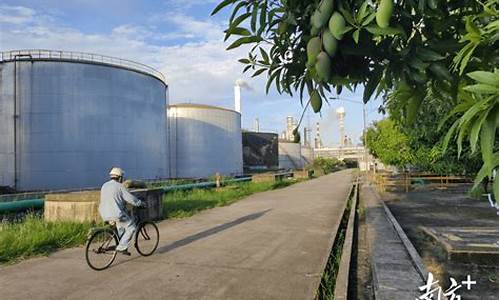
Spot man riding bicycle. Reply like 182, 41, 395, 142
98, 167, 145, 256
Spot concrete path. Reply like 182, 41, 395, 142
0, 170, 353, 300
362, 183, 424, 299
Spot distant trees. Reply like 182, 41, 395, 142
313, 157, 343, 174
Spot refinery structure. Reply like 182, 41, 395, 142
0, 49, 374, 192
312, 106, 375, 171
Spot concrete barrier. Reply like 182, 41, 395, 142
44, 188, 164, 223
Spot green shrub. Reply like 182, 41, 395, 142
313, 157, 344, 174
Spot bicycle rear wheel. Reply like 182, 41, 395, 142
85, 229, 118, 271
135, 221, 159, 256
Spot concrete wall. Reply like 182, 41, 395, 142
168, 104, 243, 178
278, 141, 304, 170
0, 60, 169, 191
301, 146, 314, 165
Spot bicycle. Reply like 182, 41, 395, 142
85, 207, 159, 271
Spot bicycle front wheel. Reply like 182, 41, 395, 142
135, 221, 159, 256
85, 229, 118, 271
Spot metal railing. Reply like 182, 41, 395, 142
0, 49, 166, 83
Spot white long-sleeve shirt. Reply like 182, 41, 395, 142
99, 179, 142, 221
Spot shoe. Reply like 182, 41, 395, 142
117, 249, 131, 256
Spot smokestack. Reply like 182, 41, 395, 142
234, 79, 253, 113
234, 83, 241, 113
254, 118, 260, 132
315, 122, 322, 149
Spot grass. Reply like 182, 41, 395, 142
316, 185, 354, 300
0, 215, 92, 264
163, 179, 300, 218
0, 178, 304, 264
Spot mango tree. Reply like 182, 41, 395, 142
211, 0, 499, 200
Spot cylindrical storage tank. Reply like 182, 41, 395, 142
168, 103, 243, 178
0, 50, 169, 191
278, 140, 304, 170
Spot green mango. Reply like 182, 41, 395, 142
329, 12, 346, 40
315, 51, 332, 82
310, 90, 322, 113
312, 0, 334, 29
376, 0, 393, 29
322, 30, 338, 57
311, 25, 320, 36
307, 37, 322, 65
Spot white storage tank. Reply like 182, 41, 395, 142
0, 50, 169, 191
278, 140, 304, 170
168, 103, 243, 178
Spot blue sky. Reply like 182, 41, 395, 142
0, 0, 384, 146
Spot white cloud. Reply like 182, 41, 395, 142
0, 5, 35, 24
0, 4, 378, 140
0, 5, 260, 107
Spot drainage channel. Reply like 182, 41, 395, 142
315, 178, 359, 300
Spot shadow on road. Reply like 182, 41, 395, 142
156, 209, 272, 254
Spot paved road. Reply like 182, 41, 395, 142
0, 170, 353, 300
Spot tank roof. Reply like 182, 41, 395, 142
168, 103, 240, 115
0, 49, 166, 84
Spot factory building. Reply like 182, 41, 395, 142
0, 50, 169, 191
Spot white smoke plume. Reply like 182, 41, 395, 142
235, 78, 253, 91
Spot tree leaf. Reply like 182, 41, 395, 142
361, 13, 376, 26
407, 93, 423, 124
353, 29, 360, 44
463, 84, 498, 94
259, 47, 269, 64
230, 12, 252, 28
467, 70, 499, 86
238, 58, 251, 64
365, 25, 403, 35
429, 63, 452, 81
266, 68, 280, 94
226, 36, 262, 50
229, 1, 248, 23
441, 120, 460, 153
416, 48, 445, 61
224, 27, 252, 41
363, 68, 382, 103
259, 1, 267, 30
252, 68, 267, 77
250, 3, 259, 32
357, 1, 370, 22
469, 107, 491, 153
480, 109, 498, 165
211, 0, 237, 16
